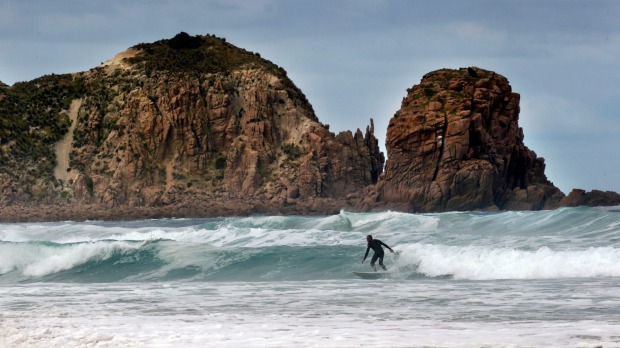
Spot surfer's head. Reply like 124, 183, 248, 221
366, 235, 373, 243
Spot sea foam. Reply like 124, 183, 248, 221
397, 242, 620, 280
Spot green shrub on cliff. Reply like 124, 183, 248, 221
0, 74, 84, 181
84, 175, 94, 193
168, 32, 202, 50
129, 33, 264, 75
214, 156, 227, 170
283, 144, 302, 159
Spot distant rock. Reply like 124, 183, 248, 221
560, 189, 620, 207
371, 67, 564, 212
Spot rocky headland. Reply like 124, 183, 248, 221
1, 33, 618, 222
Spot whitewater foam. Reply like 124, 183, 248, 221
2, 280, 620, 347
398, 242, 620, 280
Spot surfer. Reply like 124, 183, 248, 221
362, 235, 394, 271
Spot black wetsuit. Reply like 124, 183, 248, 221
363, 239, 391, 270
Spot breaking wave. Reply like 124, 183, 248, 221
1, 206, 620, 282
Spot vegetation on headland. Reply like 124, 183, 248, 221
130, 32, 278, 76
0, 74, 84, 183
128, 32, 311, 107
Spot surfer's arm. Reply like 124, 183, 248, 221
362, 246, 370, 263
380, 241, 394, 253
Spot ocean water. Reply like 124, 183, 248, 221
1, 207, 620, 347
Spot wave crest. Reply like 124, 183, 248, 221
397, 243, 620, 280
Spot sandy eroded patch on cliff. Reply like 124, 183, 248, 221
99, 49, 139, 74
53, 99, 82, 182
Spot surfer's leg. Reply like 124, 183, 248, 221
378, 256, 387, 271
370, 254, 379, 271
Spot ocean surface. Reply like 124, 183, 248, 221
2, 206, 620, 347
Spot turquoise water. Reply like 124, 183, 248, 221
2, 207, 620, 346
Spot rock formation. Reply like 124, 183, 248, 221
1, 34, 618, 222
0, 33, 383, 217
372, 67, 564, 212
560, 189, 620, 207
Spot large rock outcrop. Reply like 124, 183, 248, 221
0, 33, 383, 215
374, 67, 564, 212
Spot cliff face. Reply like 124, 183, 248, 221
0, 33, 384, 213
71, 67, 382, 208
375, 67, 564, 212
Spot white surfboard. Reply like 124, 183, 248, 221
352, 271, 390, 279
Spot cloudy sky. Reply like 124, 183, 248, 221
1, 0, 618, 194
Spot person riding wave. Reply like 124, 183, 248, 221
362, 235, 394, 271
